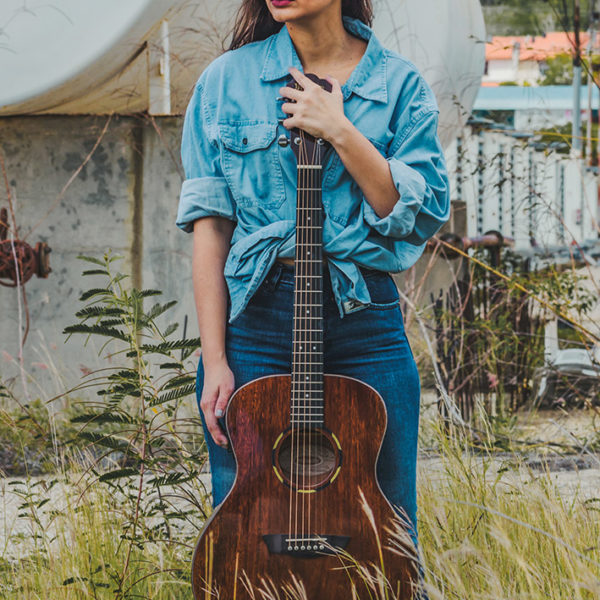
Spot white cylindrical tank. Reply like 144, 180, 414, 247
0, 0, 485, 146
373, 0, 486, 146
0, 0, 176, 115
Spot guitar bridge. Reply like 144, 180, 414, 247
262, 534, 350, 558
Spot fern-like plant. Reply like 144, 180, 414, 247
63, 250, 209, 598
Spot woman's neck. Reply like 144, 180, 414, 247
286, 12, 366, 81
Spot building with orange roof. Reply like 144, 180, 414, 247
483, 31, 600, 86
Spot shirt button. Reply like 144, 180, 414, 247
242, 137, 248, 145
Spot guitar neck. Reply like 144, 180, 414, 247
291, 163, 324, 427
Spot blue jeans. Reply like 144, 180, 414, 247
196, 261, 422, 545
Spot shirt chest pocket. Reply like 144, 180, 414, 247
218, 121, 286, 211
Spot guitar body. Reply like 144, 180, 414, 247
191, 373, 417, 599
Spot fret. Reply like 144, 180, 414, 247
297, 165, 322, 170
290, 401, 324, 406
297, 188, 322, 191
291, 330, 325, 333
291, 346, 324, 349
296, 302, 323, 308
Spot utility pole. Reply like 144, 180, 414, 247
586, 7, 595, 164
573, 0, 582, 157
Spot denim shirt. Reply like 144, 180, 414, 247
176, 17, 450, 322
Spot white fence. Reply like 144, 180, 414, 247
445, 128, 599, 249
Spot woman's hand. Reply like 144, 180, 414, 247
199, 359, 235, 448
279, 67, 349, 143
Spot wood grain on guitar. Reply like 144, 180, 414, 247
191, 74, 419, 599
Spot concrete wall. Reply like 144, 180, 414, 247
0, 115, 194, 401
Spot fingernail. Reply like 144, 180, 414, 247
215, 408, 224, 417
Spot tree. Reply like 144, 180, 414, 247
539, 53, 574, 85
481, 0, 597, 36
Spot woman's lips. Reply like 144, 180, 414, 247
272, 0, 293, 6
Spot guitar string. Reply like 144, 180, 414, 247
301, 128, 308, 549
317, 143, 323, 549
290, 128, 300, 550
316, 141, 322, 548
307, 136, 322, 549
304, 136, 315, 546
294, 128, 307, 549
314, 150, 320, 549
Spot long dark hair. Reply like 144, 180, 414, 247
228, 0, 373, 50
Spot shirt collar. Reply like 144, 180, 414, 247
260, 16, 388, 103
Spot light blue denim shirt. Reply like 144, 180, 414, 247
176, 16, 450, 322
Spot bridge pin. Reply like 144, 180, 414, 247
288, 546, 293, 551
301, 545, 305, 550
307, 545, 312, 550
319, 544, 324, 550
294, 546, 299, 551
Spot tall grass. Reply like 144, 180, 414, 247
418, 423, 600, 599
2, 421, 599, 599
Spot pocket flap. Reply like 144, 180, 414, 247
219, 122, 277, 153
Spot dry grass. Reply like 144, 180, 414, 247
1, 420, 599, 599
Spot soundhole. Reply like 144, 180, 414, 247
274, 428, 340, 490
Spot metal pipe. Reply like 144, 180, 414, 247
573, 0, 583, 157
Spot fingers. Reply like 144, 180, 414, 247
200, 386, 230, 448
215, 380, 234, 418
288, 66, 315, 89
279, 85, 302, 101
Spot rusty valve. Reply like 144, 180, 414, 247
0, 207, 52, 287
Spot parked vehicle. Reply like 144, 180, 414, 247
534, 346, 600, 407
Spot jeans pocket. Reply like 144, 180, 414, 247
364, 273, 400, 310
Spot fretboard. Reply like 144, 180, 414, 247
291, 163, 324, 427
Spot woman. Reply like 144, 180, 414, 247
176, 0, 449, 589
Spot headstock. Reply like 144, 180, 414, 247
285, 73, 332, 167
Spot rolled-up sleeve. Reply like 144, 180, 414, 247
176, 82, 237, 233
362, 80, 450, 244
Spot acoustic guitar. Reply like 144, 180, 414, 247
191, 74, 418, 599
